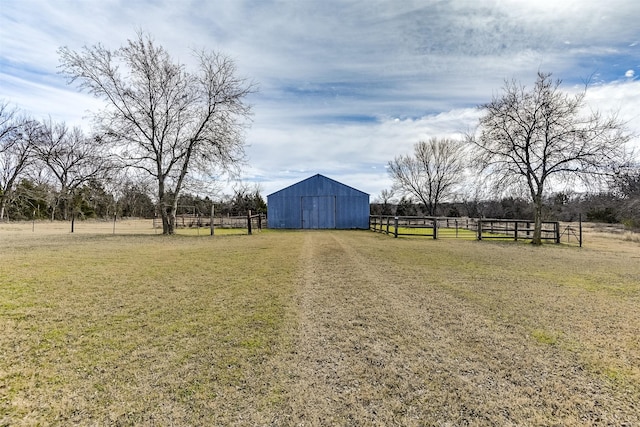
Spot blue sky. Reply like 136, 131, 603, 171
1, 0, 639, 199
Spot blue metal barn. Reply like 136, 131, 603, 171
267, 174, 370, 229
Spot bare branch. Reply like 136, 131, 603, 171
58, 32, 255, 234
388, 137, 467, 216
469, 72, 633, 244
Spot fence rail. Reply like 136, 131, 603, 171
154, 212, 267, 234
371, 215, 569, 244
477, 219, 560, 243
370, 215, 440, 238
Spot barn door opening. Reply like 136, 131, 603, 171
301, 196, 336, 229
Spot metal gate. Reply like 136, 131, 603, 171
301, 196, 336, 229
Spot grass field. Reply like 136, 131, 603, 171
1, 221, 639, 425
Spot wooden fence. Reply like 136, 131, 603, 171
477, 219, 560, 243
370, 215, 563, 243
154, 212, 266, 234
370, 216, 480, 239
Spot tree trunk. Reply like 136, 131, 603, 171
60, 193, 70, 221
158, 198, 178, 235
160, 203, 175, 235
169, 197, 180, 235
161, 212, 170, 234
532, 195, 543, 245
158, 177, 175, 235
0, 199, 6, 221
1, 188, 13, 221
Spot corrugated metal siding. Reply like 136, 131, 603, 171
302, 196, 335, 229
267, 174, 369, 229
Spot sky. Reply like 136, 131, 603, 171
1, 0, 639, 200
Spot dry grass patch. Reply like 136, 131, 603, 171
1, 223, 639, 425
0, 218, 252, 237
269, 231, 639, 425
622, 231, 640, 244
1, 230, 300, 425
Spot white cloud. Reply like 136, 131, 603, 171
583, 80, 640, 150
2, 0, 639, 198
244, 107, 481, 197
0, 73, 103, 127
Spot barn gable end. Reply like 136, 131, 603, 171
267, 174, 370, 229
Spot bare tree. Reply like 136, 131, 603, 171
469, 71, 632, 244
459, 175, 491, 219
372, 188, 396, 215
613, 163, 640, 228
116, 178, 156, 218
34, 120, 113, 221
388, 137, 466, 216
0, 101, 20, 149
0, 101, 41, 220
58, 32, 254, 234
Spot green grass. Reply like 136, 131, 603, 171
1, 224, 639, 425
380, 226, 508, 240
531, 328, 560, 345
175, 226, 258, 236
375, 226, 476, 238
0, 231, 301, 425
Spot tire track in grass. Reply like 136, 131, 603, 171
279, 231, 458, 425
339, 233, 640, 426
275, 231, 640, 426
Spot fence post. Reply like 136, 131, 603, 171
247, 209, 252, 235
555, 221, 560, 244
579, 213, 583, 247
514, 221, 518, 241
394, 216, 398, 238
477, 219, 482, 240
433, 217, 438, 239
214, 203, 215, 236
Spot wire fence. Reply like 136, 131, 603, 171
0, 214, 267, 237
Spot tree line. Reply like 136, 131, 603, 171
1, 32, 255, 233
0, 111, 114, 221
0, 103, 265, 222
386, 72, 638, 244
371, 186, 640, 228
0, 116, 266, 223
3, 34, 637, 243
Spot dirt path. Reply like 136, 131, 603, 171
269, 231, 639, 426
